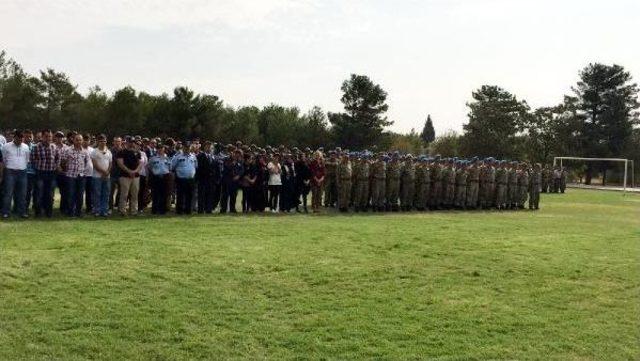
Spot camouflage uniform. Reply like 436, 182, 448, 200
430, 163, 442, 209
529, 166, 541, 210
507, 166, 518, 209
466, 163, 480, 209
370, 158, 386, 211
414, 162, 426, 210
354, 159, 370, 211
400, 159, 416, 211
454, 165, 468, 208
541, 166, 550, 193
336, 159, 352, 211
422, 163, 432, 209
442, 163, 456, 208
386, 159, 401, 211
324, 157, 338, 207
517, 168, 529, 209
495, 165, 508, 209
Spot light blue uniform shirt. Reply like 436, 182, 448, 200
149, 155, 171, 176
171, 152, 198, 179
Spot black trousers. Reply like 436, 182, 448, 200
26, 173, 39, 215
57, 173, 68, 213
268, 185, 281, 211
220, 182, 239, 213
36, 170, 56, 217
197, 179, 216, 213
175, 177, 195, 215
150, 174, 168, 214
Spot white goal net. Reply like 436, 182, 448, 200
553, 157, 635, 194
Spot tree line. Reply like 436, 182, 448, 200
1, 50, 638, 182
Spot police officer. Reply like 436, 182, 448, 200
171, 144, 198, 215
149, 145, 171, 214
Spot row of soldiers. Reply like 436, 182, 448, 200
321, 152, 542, 212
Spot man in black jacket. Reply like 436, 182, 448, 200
196, 141, 218, 214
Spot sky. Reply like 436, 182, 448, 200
1, 0, 639, 134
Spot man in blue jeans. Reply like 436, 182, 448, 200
90, 134, 112, 217
1, 130, 30, 219
59, 134, 90, 217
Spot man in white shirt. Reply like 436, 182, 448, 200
1, 130, 30, 218
90, 134, 112, 216
0, 133, 6, 147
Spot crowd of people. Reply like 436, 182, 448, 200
0, 129, 554, 219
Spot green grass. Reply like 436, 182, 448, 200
1, 190, 639, 360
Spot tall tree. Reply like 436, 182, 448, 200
420, 114, 436, 144
329, 74, 392, 149
0, 51, 44, 129
106, 86, 143, 136
461, 85, 530, 159
571, 63, 639, 184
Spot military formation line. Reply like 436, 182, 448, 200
0, 129, 567, 219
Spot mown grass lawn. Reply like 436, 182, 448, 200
1, 189, 639, 360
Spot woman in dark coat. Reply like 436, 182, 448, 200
295, 153, 312, 212
279, 153, 297, 212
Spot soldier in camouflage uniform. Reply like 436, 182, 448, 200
370, 153, 386, 212
495, 161, 508, 210
507, 161, 518, 210
430, 158, 443, 210
400, 155, 416, 211
324, 151, 338, 207
487, 159, 497, 208
349, 153, 358, 207
466, 158, 480, 209
414, 158, 426, 211
454, 161, 468, 209
541, 165, 550, 193
422, 159, 432, 210
386, 153, 401, 211
529, 163, 541, 210
442, 159, 456, 209
517, 163, 529, 209
354, 154, 370, 212
336, 154, 352, 212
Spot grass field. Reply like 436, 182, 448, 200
1, 189, 639, 360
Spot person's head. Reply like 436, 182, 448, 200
157, 145, 167, 155
203, 141, 212, 152
12, 129, 24, 145
83, 134, 92, 148
233, 149, 243, 161
96, 134, 107, 149
41, 129, 53, 144
149, 139, 157, 149
23, 129, 33, 144
54, 131, 64, 145
113, 136, 122, 148
73, 134, 83, 148
66, 132, 77, 145
314, 150, 323, 162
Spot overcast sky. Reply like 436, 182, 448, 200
2, 0, 639, 134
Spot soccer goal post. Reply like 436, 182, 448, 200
553, 157, 634, 194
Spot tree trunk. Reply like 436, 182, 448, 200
602, 168, 607, 186
585, 164, 593, 185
